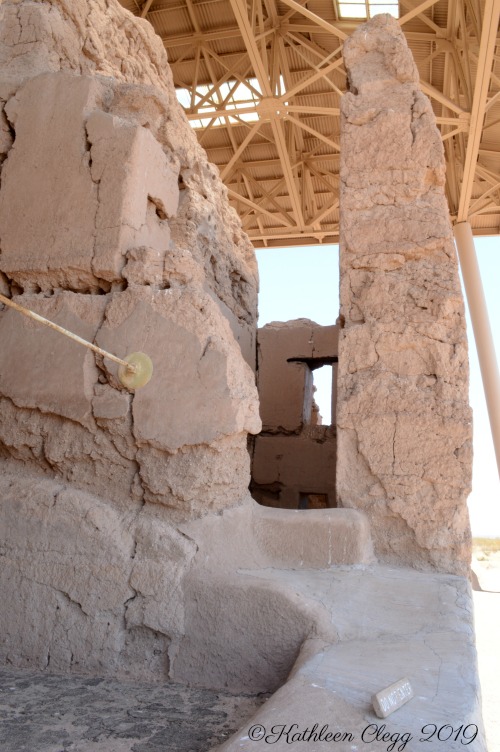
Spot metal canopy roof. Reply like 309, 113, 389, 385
118, 0, 500, 248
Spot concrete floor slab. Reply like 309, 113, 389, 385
0, 566, 487, 752
0, 671, 267, 752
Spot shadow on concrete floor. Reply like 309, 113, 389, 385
0, 669, 268, 752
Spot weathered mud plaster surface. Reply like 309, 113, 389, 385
0, 0, 260, 514
0, 473, 373, 681
0, 0, 260, 679
337, 15, 473, 576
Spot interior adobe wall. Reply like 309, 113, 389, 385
251, 319, 338, 509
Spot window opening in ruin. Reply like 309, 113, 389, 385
336, 0, 399, 19
175, 77, 288, 129
288, 357, 336, 427
311, 364, 333, 426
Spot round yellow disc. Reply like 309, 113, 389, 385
118, 352, 153, 390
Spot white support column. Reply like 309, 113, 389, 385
454, 221, 500, 477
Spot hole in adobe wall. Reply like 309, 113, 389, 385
148, 195, 167, 220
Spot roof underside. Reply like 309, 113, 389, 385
119, 0, 500, 248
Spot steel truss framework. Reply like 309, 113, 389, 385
119, 0, 500, 248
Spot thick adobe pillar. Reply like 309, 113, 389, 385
337, 14, 473, 575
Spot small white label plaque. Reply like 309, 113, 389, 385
372, 678, 414, 718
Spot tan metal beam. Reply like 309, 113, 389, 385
241, 169, 296, 226
160, 20, 446, 48
468, 180, 500, 214
485, 89, 500, 113
441, 125, 469, 141
420, 80, 468, 115
283, 38, 345, 98
220, 121, 262, 180
279, 0, 348, 40
458, 0, 500, 220
281, 56, 344, 101
240, 177, 287, 223
161, 22, 450, 49
163, 27, 243, 48
228, 188, 292, 226
213, 154, 340, 168
399, 0, 443, 33
398, 0, 442, 27
285, 29, 337, 65
200, 47, 261, 101
309, 199, 339, 225
286, 106, 341, 116
475, 162, 500, 183
287, 115, 341, 152
281, 22, 447, 40
140, 0, 154, 18
248, 226, 339, 242
306, 162, 339, 194
137, 0, 500, 249
240, 173, 267, 240
228, 0, 304, 228
277, 34, 307, 167
228, 0, 272, 94
269, 117, 304, 226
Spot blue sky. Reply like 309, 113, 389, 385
256, 238, 499, 538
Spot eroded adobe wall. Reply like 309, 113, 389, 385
337, 15, 472, 576
0, 0, 260, 677
0, 0, 260, 517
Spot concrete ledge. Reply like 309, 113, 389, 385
175, 510, 484, 750
174, 502, 374, 692
181, 500, 375, 571
214, 566, 485, 751
252, 506, 374, 567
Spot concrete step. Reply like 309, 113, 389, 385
216, 565, 485, 751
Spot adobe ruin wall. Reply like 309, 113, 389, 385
0, 0, 261, 678
0, 0, 260, 517
337, 15, 473, 576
